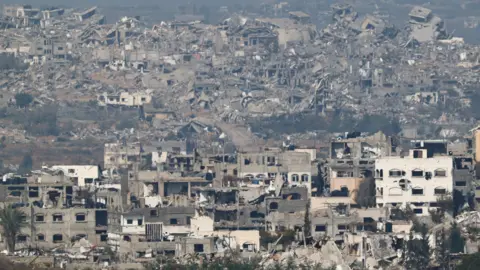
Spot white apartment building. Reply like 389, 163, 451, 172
375, 149, 453, 216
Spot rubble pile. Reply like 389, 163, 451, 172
0, 4, 478, 154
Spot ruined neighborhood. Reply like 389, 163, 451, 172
0, 1, 480, 270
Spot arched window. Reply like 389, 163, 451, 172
389, 169, 403, 177
411, 169, 424, 177
301, 174, 309, 182
434, 169, 447, 177
412, 187, 424, 195
291, 174, 299, 182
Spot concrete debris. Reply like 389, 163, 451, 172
2, 2, 480, 270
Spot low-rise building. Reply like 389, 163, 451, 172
49, 165, 100, 186
97, 91, 152, 107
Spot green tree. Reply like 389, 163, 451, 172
437, 194, 454, 216
304, 199, 311, 240
14, 93, 33, 108
23, 106, 59, 136
404, 224, 431, 270
0, 206, 27, 253
144, 253, 335, 270
429, 208, 445, 224
456, 252, 480, 270
449, 222, 465, 253
453, 190, 466, 217
435, 228, 449, 269
18, 154, 33, 174
356, 114, 401, 136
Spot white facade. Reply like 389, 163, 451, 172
375, 149, 453, 216
121, 214, 145, 234
97, 92, 152, 107
49, 165, 99, 186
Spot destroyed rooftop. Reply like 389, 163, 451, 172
0, 1, 480, 269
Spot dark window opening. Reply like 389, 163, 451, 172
186, 216, 191, 225
315, 225, 327, 232
412, 170, 424, 177
165, 250, 175, 256
389, 170, 403, 177
138, 219, 143, 226
100, 234, 108, 242
123, 235, 131, 242
338, 225, 347, 230
456, 181, 467, 187
435, 169, 447, 177
35, 215, 45, 222
413, 208, 423, 214
37, 234, 45, 241
250, 211, 265, 218
269, 202, 279, 210
29, 187, 39, 198
434, 188, 446, 195
170, 218, 178, 225
194, 244, 204, 253
127, 219, 133, 225
53, 214, 63, 222
412, 188, 424, 195
413, 150, 423, 158
17, 235, 27, 242
150, 209, 157, 216
53, 234, 63, 243
76, 213, 86, 222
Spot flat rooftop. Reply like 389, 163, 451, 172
408, 6, 432, 19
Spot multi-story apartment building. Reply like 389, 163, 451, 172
0, 171, 108, 250
237, 147, 315, 195
375, 148, 453, 216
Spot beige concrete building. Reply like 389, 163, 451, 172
375, 148, 453, 216
104, 142, 142, 169
0, 172, 107, 250
237, 148, 314, 194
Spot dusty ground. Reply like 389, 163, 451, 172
0, 255, 61, 270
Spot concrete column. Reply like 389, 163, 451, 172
158, 179, 165, 197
